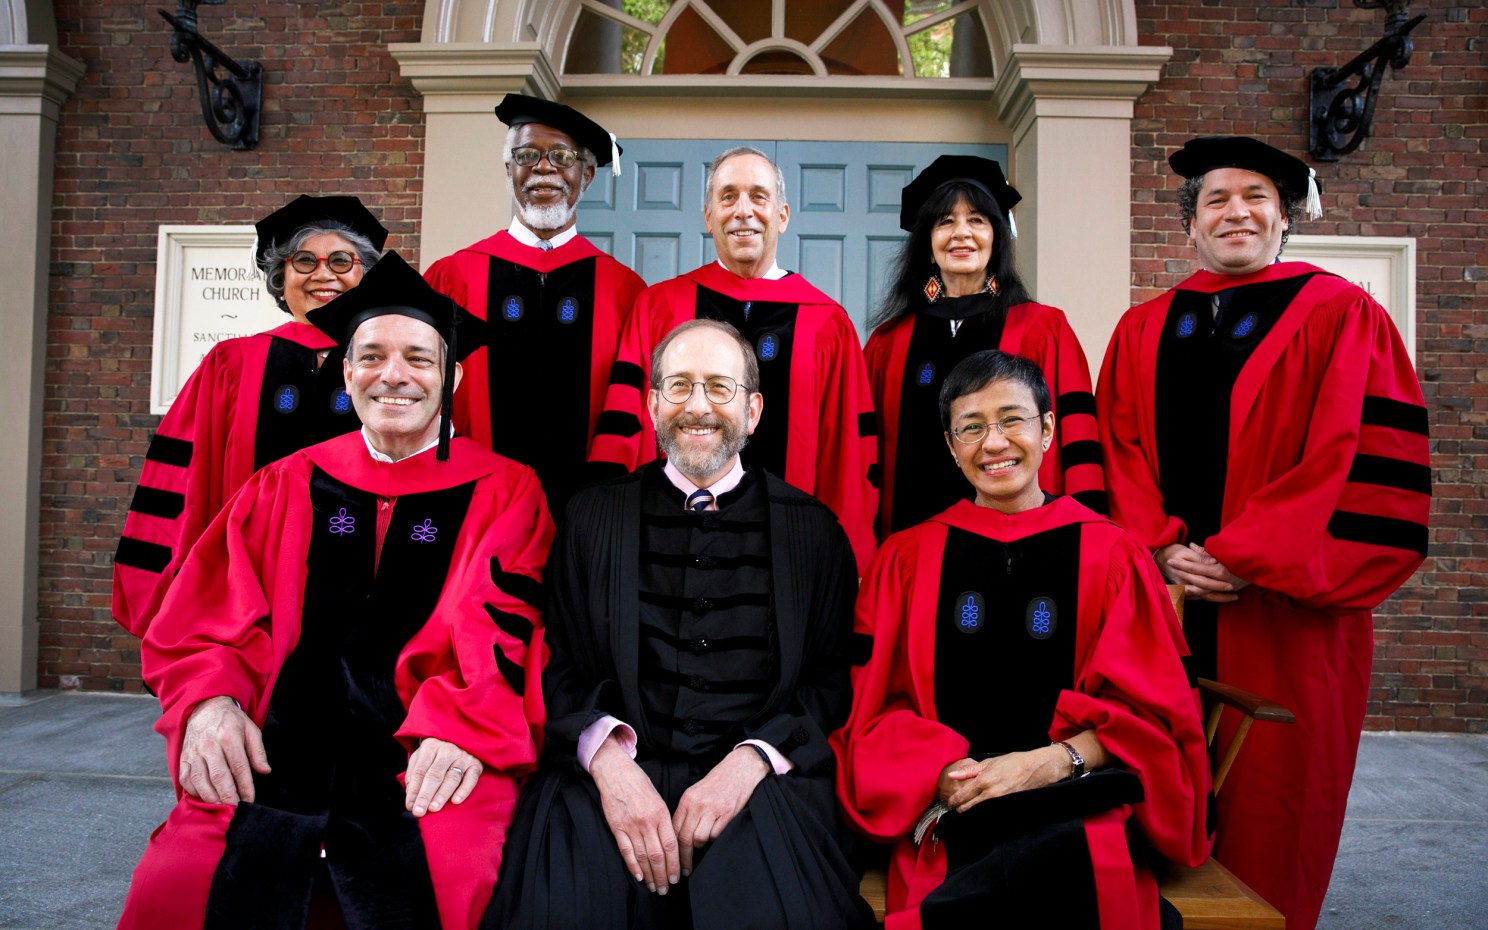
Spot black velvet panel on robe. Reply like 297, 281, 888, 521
253, 338, 361, 471
637, 467, 776, 765
203, 468, 476, 930
693, 285, 799, 480
1153, 274, 1313, 680
934, 521, 1080, 754
485, 255, 599, 517
889, 295, 1006, 534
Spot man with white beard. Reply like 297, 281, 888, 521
485, 318, 873, 930
426, 93, 645, 519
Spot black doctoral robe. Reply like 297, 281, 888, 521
486, 463, 873, 930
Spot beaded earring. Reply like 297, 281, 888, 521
923, 274, 945, 303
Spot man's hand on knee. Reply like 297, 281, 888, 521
178, 696, 270, 805
672, 745, 770, 877
590, 737, 679, 895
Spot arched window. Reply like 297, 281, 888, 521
565, 0, 993, 78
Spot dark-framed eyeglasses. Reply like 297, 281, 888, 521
511, 145, 581, 169
658, 376, 742, 406
950, 414, 1044, 444
289, 251, 361, 274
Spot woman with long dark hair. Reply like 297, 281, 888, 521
866, 156, 1104, 538
113, 195, 386, 637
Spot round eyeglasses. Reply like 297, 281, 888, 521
511, 145, 580, 169
950, 414, 1044, 444
658, 376, 742, 406
289, 251, 361, 274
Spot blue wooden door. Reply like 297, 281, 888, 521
578, 140, 1006, 337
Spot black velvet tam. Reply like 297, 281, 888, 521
899, 155, 1021, 231
254, 195, 389, 272
495, 93, 620, 165
1168, 135, 1320, 202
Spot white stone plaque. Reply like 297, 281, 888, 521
151, 226, 286, 414
1283, 235, 1417, 365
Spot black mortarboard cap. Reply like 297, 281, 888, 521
254, 195, 389, 274
1169, 136, 1323, 218
900, 155, 1022, 232
495, 93, 621, 168
307, 250, 487, 461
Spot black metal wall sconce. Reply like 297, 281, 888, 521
159, 0, 263, 151
1309, 0, 1426, 162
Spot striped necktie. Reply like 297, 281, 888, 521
685, 488, 714, 512
537, 238, 554, 252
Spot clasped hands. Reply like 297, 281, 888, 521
176, 695, 481, 816
589, 736, 770, 895
1157, 542, 1250, 603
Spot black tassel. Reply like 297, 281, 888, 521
437, 298, 457, 462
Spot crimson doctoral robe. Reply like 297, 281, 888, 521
833, 497, 1211, 930
424, 231, 645, 518
1097, 262, 1430, 930
866, 297, 1104, 537
118, 433, 553, 930
113, 321, 360, 638
587, 262, 879, 571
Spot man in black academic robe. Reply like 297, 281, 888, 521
487, 319, 872, 930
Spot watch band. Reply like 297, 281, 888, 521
1055, 740, 1086, 779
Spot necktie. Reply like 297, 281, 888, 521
538, 239, 554, 252
686, 488, 714, 512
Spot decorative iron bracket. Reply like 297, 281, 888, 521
1308, 1, 1425, 162
159, 0, 262, 151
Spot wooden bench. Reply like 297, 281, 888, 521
858, 856, 1283, 928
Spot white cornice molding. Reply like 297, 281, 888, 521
389, 42, 559, 102
993, 44, 1172, 131
0, 45, 84, 116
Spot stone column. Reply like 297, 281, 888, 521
389, 44, 559, 266
0, 43, 84, 692
994, 44, 1172, 371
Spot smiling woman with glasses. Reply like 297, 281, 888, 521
112, 195, 388, 640
834, 348, 1212, 930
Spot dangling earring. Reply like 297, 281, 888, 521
923, 273, 944, 303
983, 275, 1000, 297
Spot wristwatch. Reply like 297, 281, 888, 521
1055, 740, 1086, 779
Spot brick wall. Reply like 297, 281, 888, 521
1132, 0, 1487, 732
42, 1, 426, 692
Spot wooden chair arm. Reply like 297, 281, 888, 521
1197, 678, 1296, 725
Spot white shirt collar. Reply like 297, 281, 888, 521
507, 218, 580, 250
663, 457, 745, 503
362, 427, 442, 464
716, 259, 787, 281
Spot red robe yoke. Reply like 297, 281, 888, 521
424, 231, 645, 517
833, 497, 1211, 930
866, 300, 1104, 537
587, 263, 879, 571
113, 321, 358, 638
118, 434, 554, 930
1097, 263, 1430, 930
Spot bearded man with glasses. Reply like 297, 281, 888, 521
486, 318, 874, 930
425, 93, 645, 521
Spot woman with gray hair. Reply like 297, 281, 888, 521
112, 195, 387, 638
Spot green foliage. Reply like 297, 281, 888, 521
622, 0, 670, 74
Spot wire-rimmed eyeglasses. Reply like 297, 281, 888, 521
657, 376, 743, 406
949, 414, 1044, 444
